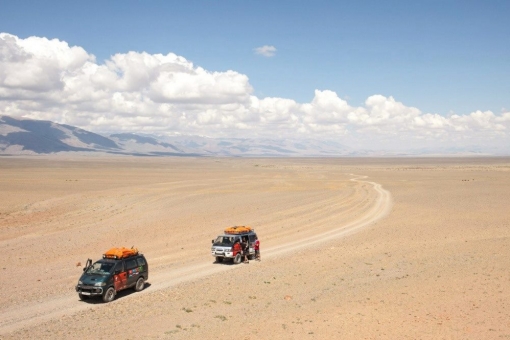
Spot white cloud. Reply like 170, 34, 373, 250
0, 33, 92, 93
254, 45, 276, 57
0, 32, 509, 150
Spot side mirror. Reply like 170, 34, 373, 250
82, 267, 86, 272
211, 239, 214, 244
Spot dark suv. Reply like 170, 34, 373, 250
75, 252, 149, 302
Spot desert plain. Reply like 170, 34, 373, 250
0, 156, 509, 339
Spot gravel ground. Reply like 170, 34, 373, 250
0, 156, 509, 339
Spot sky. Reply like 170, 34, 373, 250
0, 0, 509, 152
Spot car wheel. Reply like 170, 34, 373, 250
102, 287, 116, 303
78, 293, 89, 300
134, 277, 145, 292
215, 256, 223, 263
234, 253, 242, 264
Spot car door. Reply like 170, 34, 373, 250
136, 256, 148, 278
124, 257, 139, 287
113, 260, 128, 292
248, 234, 257, 255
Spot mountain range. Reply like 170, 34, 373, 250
0, 115, 358, 157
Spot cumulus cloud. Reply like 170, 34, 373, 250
254, 45, 276, 57
0, 32, 509, 151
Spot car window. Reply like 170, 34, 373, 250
86, 261, 114, 275
213, 236, 234, 246
249, 235, 256, 242
125, 259, 137, 270
136, 257, 146, 266
113, 261, 124, 272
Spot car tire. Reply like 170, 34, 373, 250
134, 277, 145, 292
215, 256, 223, 263
102, 287, 116, 303
234, 253, 242, 264
78, 293, 89, 300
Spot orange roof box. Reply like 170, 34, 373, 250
224, 226, 252, 234
103, 247, 138, 259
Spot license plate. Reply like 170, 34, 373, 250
81, 292, 91, 295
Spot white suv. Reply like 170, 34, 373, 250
211, 227, 257, 264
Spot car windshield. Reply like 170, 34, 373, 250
85, 261, 114, 276
213, 236, 234, 246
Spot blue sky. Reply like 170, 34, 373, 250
1, 1, 509, 151
2, 0, 509, 114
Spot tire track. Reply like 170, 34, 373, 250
138, 175, 392, 293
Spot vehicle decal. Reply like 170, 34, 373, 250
114, 272, 128, 291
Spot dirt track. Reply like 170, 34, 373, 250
1, 157, 509, 339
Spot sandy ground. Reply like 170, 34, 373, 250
0, 156, 509, 339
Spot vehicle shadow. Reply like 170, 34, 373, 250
212, 260, 236, 265
78, 282, 152, 304
212, 259, 254, 265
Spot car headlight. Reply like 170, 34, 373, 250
78, 281, 83, 285
94, 282, 106, 286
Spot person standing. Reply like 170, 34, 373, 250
233, 239, 242, 261
242, 237, 249, 263
254, 236, 260, 261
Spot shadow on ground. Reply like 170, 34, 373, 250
77, 283, 152, 304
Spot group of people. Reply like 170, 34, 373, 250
238, 235, 260, 264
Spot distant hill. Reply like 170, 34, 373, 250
142, 134, 355, 157
0, 116, 120, 154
